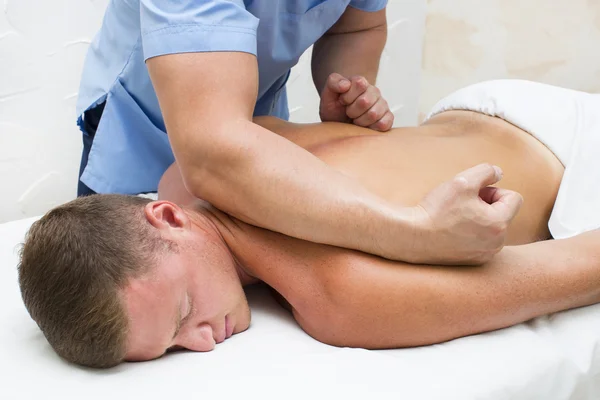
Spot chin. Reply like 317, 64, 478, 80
240, 318, 252, 333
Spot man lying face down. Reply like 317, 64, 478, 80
18, 80, 600, 368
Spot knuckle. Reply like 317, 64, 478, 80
367, 108, 379, 120
358, 96, 370, 108
347, 106, 361, 119
354, 77, 368, 89
376, 119, 388, 130
490, 220, 507, 236
451, 175, 470, 191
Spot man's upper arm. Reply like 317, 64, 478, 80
297, 250, 487, 349
294, 252, 437, 348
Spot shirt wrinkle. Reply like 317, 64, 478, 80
142, 23, 258, 37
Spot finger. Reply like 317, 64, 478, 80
324, 72, 351, 96
368, 110, 394, 132
352, 98, 388, 127
319, 73, 352, 123
345, 85, 381, 119
455, 163, 503, 193
480, 186, 523, 221
488, 189, 523, 222
479, 186, 500, 204
339, 76, 370, 106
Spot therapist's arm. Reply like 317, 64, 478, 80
312, 6, 387, 91
147, 51, 521, 265
147, 51, 407, 256
312, 7, 392, 131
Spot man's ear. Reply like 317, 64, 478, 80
144, 201, 189, 231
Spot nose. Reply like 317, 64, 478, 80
176, 323, 216, 352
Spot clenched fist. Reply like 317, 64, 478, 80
401, 164, 524, 265
319, 72, 394, 132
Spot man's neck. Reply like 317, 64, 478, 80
186, 203, 323, 311
186, 205, 260, 286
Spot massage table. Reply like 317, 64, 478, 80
2, 216, 599, 399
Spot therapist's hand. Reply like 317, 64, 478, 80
319, 72, 394, 132
406, 164, 524, 265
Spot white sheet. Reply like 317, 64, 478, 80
2, 217, 600, 399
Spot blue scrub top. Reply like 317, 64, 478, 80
76, 0, 388, 194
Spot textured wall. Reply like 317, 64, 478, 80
419, 0, 600, 120
0, 0, 110, 223
0, 0, 425, 223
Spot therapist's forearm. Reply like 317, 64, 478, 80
312, 14, 387, 93
183, 118, 414, 258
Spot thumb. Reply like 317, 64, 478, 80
322, 73, 351, 98
320, 73, 351, 122
455, 163, 503, 193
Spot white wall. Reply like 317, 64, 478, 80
0, 0, 110, 222
419, 0, 600, 120
0, 0, 426, 223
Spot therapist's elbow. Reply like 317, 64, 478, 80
177, 133, 252, 203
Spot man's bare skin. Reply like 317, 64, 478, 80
253, 112, 564, 243
127, 111, 599, 361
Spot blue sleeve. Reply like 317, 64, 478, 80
140, 0, 260, 61
348, 0, 388, 12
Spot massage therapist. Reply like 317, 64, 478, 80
75, 0, 522, 265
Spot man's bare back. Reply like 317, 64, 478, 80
254, 111, 564, 244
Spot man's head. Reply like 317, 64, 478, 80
18, 194, 251, 368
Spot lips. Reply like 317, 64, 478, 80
211, 316, 234, 344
